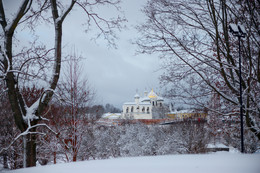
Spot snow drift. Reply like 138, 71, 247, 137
3, 152, 260, 173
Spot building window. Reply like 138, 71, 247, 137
131, 106, 134, 112
126, 107, 129, 113
147, 107, 150, 114
142, 107, 145, 112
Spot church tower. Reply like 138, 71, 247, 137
122, 89, 164, 119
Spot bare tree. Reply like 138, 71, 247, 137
136, 0, 260, 140
56, 53, 95, 162
0, 0, 125, 167
37, 102, 66, 165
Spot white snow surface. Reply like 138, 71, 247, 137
3, 152, 260, 173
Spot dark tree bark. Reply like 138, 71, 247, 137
0, 0, 76, 167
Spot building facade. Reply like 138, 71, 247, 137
122, 89, 164, 119
166, 110, 207, 121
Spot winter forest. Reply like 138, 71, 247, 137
0, 0, 260, 171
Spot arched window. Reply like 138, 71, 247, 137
142, 107, 145, 112
131, 106, 134, 112
126, 107, 129, 113
147, 107, 150, 113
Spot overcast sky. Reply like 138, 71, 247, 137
66, 0, 163, 109
4, 0, 163, 109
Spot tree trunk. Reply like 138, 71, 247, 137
25, 134, 37, 167
3, 152, 8, 169
73, 154, 77, 162
53, 151, 56, 164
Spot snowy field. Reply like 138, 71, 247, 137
2, 152, 260, 173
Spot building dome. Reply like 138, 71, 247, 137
148, 89, 158, 98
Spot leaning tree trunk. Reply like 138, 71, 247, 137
0, 0, 76, 167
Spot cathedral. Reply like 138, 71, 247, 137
122, 89, 164, 119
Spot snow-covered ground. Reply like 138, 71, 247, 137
2, 152, 260, 173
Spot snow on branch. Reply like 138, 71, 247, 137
23, 98, 40, 125
39, 88, 71, 105
22, 88, 57, 125
0, 123, 57, 154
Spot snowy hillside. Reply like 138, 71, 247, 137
3, 152, 260, 173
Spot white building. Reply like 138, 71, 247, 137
122, 89, 164, 119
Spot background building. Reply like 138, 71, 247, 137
166, 110, 207, 121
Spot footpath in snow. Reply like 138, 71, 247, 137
2, 152, 260, 173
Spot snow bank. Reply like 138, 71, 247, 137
3, 152, 260, 173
